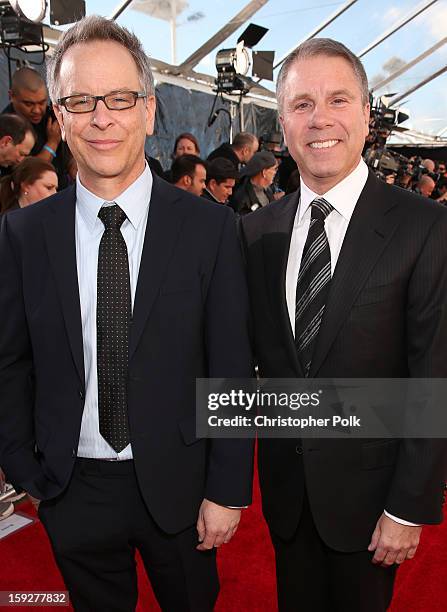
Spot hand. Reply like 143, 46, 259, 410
27, 493, 40, 511
368, 513, 422, 566
46, 117, 61, 148
273, 191, 285, 201
196, 499, 241, 551
0, 468, 6, 494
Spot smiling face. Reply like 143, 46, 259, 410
53, 40, 155, 198
279, 54, 370, 194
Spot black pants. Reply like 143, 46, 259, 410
38, 459, 218, 612
270, 492, 397, 612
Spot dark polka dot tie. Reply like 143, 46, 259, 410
295, 197, 334, 377
97, 204, 131, 452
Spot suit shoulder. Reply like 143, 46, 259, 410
241, 192, 296, 238
166, 182, 232, 224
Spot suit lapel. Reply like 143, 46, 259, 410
262, 190, 303, 376
129, 175, 187, 360
310, 172, 400, 376
42, 186, 85, 386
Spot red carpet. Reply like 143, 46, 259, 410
1, 468, 446, 611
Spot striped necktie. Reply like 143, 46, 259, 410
294, 197, 334, 377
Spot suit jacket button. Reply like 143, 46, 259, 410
79, 390, 84, 400
71, 449, 76, 457
295, 446, 303, 455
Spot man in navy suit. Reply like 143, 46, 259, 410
0, 16, 253, 611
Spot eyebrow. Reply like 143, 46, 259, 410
64, 88, 137, 97
287, 88, 356, 104
21, 98, 47, 104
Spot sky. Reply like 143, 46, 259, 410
43, 0, 447, 137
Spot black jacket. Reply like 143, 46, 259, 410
207, 143, 240, 170
0, 175, 254, 534
240, 171, 447, 549
231, 177, 274, 215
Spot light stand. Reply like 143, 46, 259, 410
0, 1, 48, 85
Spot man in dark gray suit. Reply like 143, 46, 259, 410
241, 38, 447, 612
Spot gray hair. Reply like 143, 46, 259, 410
46, 15, 154, 102
232, 132, 258, 150
276, 38, 369, 114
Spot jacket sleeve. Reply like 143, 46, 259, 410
203, 207, 255, 506
385, 209, 447, 524
0, 215, 44, 491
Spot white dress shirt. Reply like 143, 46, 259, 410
285, 159, 418, 527
75, 164, 152, 460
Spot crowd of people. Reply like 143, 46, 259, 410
0, 66, 445, 221
378, 156, 447, 202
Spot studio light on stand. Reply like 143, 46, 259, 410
0, 0, 48, 84
9, 0, 46, 22
208, 23, 274, 142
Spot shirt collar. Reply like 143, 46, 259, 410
76, 162, 153, 233
204, 187, 220, 203
298, 159, 368, 225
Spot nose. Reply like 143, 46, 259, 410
90, 99, 114, 129
308, 103, 334, 130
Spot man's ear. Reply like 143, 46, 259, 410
363, 103, 371, 138
0, 135, 12, 148
184, 175, 192, 187
145, 95, 156, 137
52, 104, 66, 142
279, 115, 287, 147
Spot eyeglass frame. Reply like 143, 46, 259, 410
56, 91, 147, 113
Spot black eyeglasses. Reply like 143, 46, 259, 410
56, 91, 147, 113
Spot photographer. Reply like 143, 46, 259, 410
2, 67, 68, 188
396, 163, 413, 190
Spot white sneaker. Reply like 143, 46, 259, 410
0, 500, 14, 520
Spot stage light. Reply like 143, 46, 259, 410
9, 0, 46, 23
214, 23, 274, 95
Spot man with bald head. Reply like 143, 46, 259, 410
2, 67, 65, 185
415, 174, 436, 198
422, 158, 435, 174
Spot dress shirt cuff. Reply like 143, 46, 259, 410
384, 509, 421, 526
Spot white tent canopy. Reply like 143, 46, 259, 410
7, 0, 447, 142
